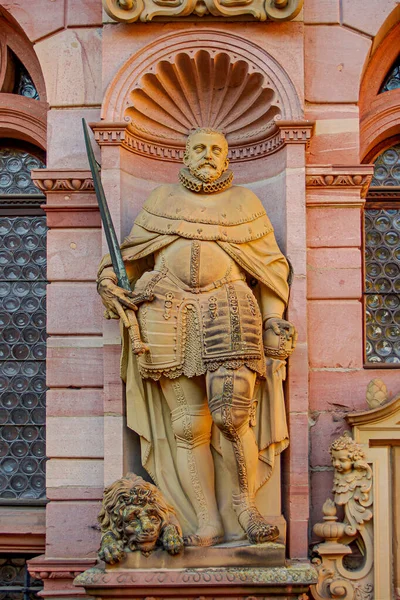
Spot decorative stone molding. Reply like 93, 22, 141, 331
306, 165, 374, 207
31, 169, 100, 228
100, 31, 303, 163
310, 433, 374, 600
32, 169, 95, 193
91, 120, 312, 164
28, 557, 98, 599
103, 0, 303, 22
75, 563, 317, 599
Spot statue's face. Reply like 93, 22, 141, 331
185, 132, 228, 183
331, 449, 353, 474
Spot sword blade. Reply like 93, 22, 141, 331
82, 118, 131, 292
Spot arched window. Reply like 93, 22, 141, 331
364, 144, 400, 365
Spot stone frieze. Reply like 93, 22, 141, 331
103, 0, 303, 22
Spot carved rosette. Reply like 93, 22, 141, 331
103, 0, 303, 22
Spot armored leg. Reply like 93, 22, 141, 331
160, 375, 224, 546
207, 366, 279, 544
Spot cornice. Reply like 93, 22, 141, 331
346, 394, 400, 427
29, 557, 98, 580
103, 0, 303, 22
31, 169, 95, 193
306, 165, 374, 207
91, 121, 313, 164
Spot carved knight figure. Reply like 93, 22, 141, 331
97, 128, 296, 547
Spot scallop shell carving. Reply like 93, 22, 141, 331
124, 50, 281, 149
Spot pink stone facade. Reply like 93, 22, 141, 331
1, 0, 400, 596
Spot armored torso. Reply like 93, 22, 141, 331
134, 237, 265, 381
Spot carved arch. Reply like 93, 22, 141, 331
0, 10, 47, 150
360, 20, 400, 161
100, 30, 302, 162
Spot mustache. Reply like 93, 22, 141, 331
197, 159, 218, 169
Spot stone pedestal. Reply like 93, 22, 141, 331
74, 543, 317, 599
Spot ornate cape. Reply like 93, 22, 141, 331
98, 183, 290, 537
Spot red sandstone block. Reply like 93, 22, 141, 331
287, 519, 309, 559
67, 0, 103, 26
342, 0, 398, 37
287, 342, 309, 414
286, 486, 310, 520
45, 501, 101, 558
47, 229, 102, 281
304, 0, 340, 23
310, 470, 334, 534
288, 276, 307, 343
47, 486, 104, 501
46, 389, 103, 417
47, 108, 101, 169
305, 104, 360, 164
35, 29, 102, 108
308, 300, 363, 368
1, 0, 64, 42
305, 25, 371, 103
307, 207, 362, 248
46, 458, 103, 487
310, 411, 349, 468
307, 247, 362, 300
309, 368, 400, 412
47, 283, 103, 334
47, 417, 104, 458
286, 413, 309, 486
47, 344, 103, 387
103, 343, 125, 415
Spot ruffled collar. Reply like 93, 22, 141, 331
179, 168, 233, 194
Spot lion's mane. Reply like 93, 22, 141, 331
98, 472, 181, 542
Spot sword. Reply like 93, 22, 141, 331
82, 118, 148, 355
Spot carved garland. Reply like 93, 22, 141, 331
103, 0, 303, 22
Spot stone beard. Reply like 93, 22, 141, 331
97, 129, 295, 547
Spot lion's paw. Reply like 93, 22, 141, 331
162, 525, 184, 555
99, 538, 126, 564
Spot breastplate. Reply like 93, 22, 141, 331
154, 239, 242, 290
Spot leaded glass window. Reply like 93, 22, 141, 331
0, 556, 43, 600
379, 55, 400, 93
370, 144, 400, 187
0, 147, 47, 501
364, 144, 400, 366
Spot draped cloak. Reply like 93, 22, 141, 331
98, 182, 291, 537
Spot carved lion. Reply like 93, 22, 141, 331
98, 473, 184, 563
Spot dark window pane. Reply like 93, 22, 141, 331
0, 556, 43, 600
0, 216, 47, 499
0, 150, 44, 196
380, 55, 400, 93
364, 208, 400, 365
370, 143, 400, 187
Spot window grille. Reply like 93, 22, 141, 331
364, 144, 400, 366
379, 54, 400, 93
0, 147, 47, 501
0, 556, 43, 600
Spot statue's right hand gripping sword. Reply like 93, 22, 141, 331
82, 119, 148, 355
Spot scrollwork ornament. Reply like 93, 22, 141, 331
310, 433, 374, 600
102, 0, 302, 21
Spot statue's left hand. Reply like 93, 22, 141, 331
263, 317, 298, 350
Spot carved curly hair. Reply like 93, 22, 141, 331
329, 432, 366, 463
98, 473, 180, 541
